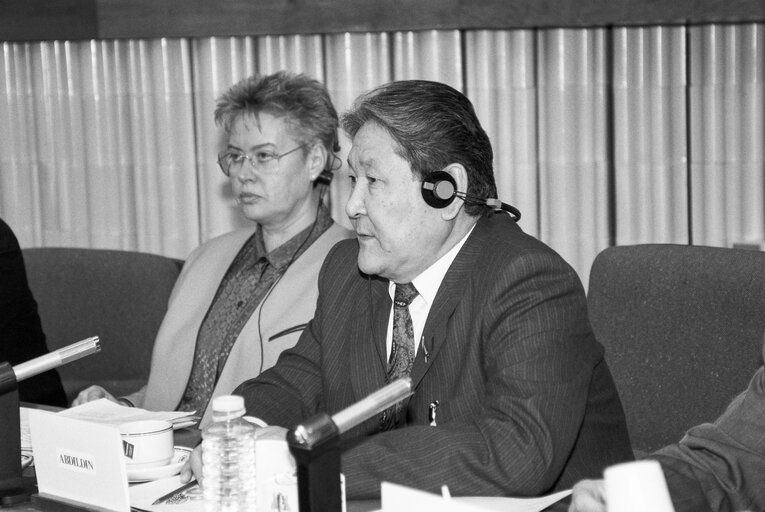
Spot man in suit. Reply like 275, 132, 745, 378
569, 334, 765, 512
183, 79, 633, 498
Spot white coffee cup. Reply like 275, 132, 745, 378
119, 420, 174, 469
254, 428, 298, 512
604, 460, 675, 512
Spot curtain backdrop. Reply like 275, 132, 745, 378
1, 24, 763, 286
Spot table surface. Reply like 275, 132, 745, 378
8, 424, 379, 512
2, 486, 379, 512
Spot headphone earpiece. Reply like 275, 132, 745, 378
421, 169, 522, 222
421, 171, 457, 208
315, 169, 333, 186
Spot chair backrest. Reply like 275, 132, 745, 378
22, 247, 183, 404
587, 243, 765, 455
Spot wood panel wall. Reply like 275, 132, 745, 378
2, 0, 765, 42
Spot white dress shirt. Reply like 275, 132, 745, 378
385, 224, 476, 360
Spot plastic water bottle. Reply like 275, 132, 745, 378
202, 395, 257, 512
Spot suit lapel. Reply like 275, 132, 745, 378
410, 218, 488, 388
349, 276, 391, 404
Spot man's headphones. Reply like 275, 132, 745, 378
421, 170, 521, 222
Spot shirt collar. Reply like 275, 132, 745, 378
256, 204, 333, 269
388, 222, 477, 307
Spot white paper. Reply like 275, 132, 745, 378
459, 491, 573, 511
59, 398, 197, 427
20, 407, 32, 455
381, 482, 572, 512
130, 475, 205, 511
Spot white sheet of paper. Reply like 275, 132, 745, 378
19, 407, 32, 454
28, 409, 131, 512
130, 475, 205, 512
459, 490, 573, 512
59, 398, 196, 427
381, 482, 572, 512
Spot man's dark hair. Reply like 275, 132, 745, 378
341, 80, 497, 216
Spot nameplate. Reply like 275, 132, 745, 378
28, 410, 130, 512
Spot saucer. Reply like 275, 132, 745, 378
127, 446, 192, 483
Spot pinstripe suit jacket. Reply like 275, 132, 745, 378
235, 211, 633, 499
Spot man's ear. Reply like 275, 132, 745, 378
439, 163, 468, 220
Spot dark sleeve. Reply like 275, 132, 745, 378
0, 219, 67, 407
232, 243, 341, 427
652, 364, 765, 512
232, 318, 324, 427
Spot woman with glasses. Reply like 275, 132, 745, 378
73, 72, 352, 427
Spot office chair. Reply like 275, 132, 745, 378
587, 243, 765, 455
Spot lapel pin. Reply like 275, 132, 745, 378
428, 400, 440, 427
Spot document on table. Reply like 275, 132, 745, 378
20, 407, 33, 454
130, 475, 204, 512
59, 398, 198, 428
21, 399, 198, 456
459, 492, 573, 511
380, 482, 572, 512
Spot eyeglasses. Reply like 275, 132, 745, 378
217, 144, 306, 177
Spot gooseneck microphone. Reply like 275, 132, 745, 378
287, 378, 413, 512
11, 336, 100, 383
421, 170, 521, 221
1, 336, 101, 503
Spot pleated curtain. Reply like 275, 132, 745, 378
1, 24, 763, 286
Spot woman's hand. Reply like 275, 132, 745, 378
71, 385, 118, 407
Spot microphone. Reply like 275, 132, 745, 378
287, 378, 413, 511
12, 336, 101, 383
333, 377, 412, 433
1, 335, 101, 502
292, 378, 413, 445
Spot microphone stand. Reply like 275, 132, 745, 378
0, 337, 100, 506
0, 361, 29, 505
287, 378, 413, 512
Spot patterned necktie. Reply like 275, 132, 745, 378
380, 282, 418, 430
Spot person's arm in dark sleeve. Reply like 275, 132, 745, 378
652, 363, 765, 512
0, 219, 67, 406
231, 244, 344, 428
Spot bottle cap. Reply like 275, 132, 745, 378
212, 395, 246, 415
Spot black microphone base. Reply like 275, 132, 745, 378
0, 362, 24, 507
0, 477, 36, 507
288, 413, 342, 512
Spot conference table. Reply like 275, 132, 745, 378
4, 486, 379, 512
5, 485, 379, 512
9, 411, 380, 512
7, 459, 380, 512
